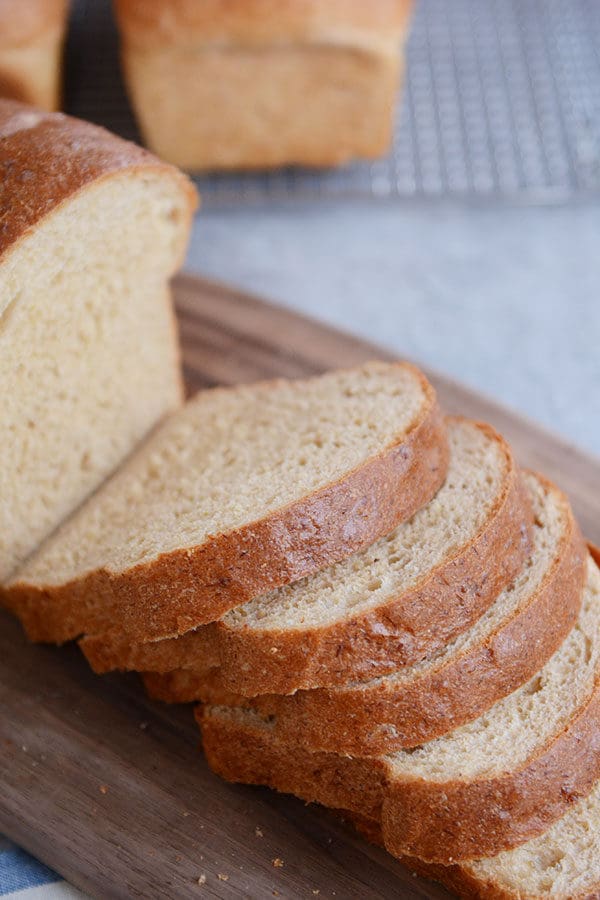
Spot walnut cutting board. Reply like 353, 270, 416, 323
1, 273, 599, 900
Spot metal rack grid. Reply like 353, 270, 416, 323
66, 0, 600, 206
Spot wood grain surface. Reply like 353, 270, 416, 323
1, 273, 599, 900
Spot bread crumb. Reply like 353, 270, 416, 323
272, 858, 284, 868
217, 874, 229, 882
312, 891, 320, 896
182, 811, 190, 817
139, 721, 148, 730
175, 855, 183, 863
255, 826, 263, 838
197, 875, 206, 885
99, 785, 108, 795
273, 892, 280, 897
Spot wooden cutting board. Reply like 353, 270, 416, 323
1, 273, 599, 900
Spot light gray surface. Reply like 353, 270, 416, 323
185, 199, 600, 457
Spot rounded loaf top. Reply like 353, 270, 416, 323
114, 0, 414, 50
0, 98, 198, 259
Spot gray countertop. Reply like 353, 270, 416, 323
185, 198, 600, 458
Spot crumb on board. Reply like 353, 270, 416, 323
217, 874, 229, 882
312, 891, 320, 896
175, 855, 183, 863
99, 785, 108, 795
272, 858, 284, 868
255, 826, 264, 838
182, 811, 190, 817
197, 875, 206, 885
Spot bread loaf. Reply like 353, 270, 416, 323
0, 99, 195, 581
114, 0, 414, 170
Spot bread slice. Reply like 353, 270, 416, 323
114, 0, 414, 170
349, 786, 600, 900
0, 99, 195, 582
84, 418, 532, 695
5, 362, 448, 645
0, 1, 68, 110
144, 473, 587, 760
199, 554, 600, 864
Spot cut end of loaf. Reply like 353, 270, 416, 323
0, 107, 199, 581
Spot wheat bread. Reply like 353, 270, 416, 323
86, 418, 532, 695
199, 554, 600, 864
114, 0, 413, 170
0, 1, 68, 110
6, 362, 448, 644
0, 99, 195, 582
144, 473, 586, 759
349, 786, 600, 900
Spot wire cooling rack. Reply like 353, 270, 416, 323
66, 0, 600, 206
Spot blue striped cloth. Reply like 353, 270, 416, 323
0, 838, 85, 899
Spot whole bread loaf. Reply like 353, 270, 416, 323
0, 0, 68, 109
114, 0, 414, 170
5, 362, 448, 644
0, 99, 196, 581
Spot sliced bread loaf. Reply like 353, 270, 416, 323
83, 418, 532, 692
199, 554, 600, 864
5, 362, 448, 644
351, 781, 600, 900
144, 473, 587, 758
0, 99, 195, 581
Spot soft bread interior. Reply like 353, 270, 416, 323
338, 470, 566, 693
0, 171, 189, 580
465, 775, 600, 896
9, 363, 425, 587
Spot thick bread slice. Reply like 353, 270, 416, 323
0, 99, 195, 581
6, 362, 448, 644
199, 555, 600, 864
349, 786, 600, 900
83, 419, 532, 693
145, 473, 586, 758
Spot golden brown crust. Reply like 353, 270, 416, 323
349, 812, 600, 900
198, 650, 600, 864
382, 673, 600, 862
9, 366, 449, 645
0, 99, 197, 262
114, 0, 414, 50
84, 422, 533, 695
142, 480, 587, 756
0, 0, 68, 47
346, 815, 522, 900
